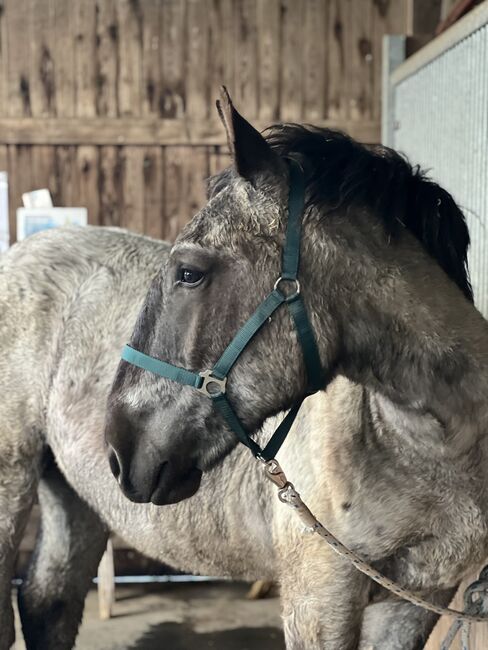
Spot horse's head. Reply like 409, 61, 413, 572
105, 88, 472, 505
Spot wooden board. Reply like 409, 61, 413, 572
279, 0, 304, 121
164, 146, 208, 241
327, 0, 350, 120
53, 0, 76, 117
76, 145, 100, 225
95, 0, 119, 118
256, 0, 280, 121
116, 0, 143, 116
0, 116, 380, 146
73, 0, 97, 118
0, 0, 405, 241
99, 145, 123, 228
141, 0, 162, 116
303, 0, 328, 121
143, 146, 164, 239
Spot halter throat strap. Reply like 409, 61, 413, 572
121, 160, 324, 461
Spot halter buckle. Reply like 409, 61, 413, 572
197, 370, 227, 397
274, 276, 301, 302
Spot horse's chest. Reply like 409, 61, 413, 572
340, 488, 488, 592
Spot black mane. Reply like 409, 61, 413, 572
265, 125, 473, 302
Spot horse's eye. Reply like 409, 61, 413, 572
179, 268, 204, 285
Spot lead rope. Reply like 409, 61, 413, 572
263, 457, 488, 645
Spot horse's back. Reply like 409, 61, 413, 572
0, 226, 278, 580
0, 226, 169, 436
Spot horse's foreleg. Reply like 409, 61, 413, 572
359, 587, 457, 650
0, 440, 40, 650
278, 532, 370, 650
18, 458, 108, 650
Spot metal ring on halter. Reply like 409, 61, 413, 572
197, 370, 227, 397
273, 276, 301, 302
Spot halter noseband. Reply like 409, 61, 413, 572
121, 160, 324, 461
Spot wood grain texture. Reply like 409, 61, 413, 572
143, 146, 164, 239
0, 145, 8, 172
53, 0, 76, 117
0, 0, 409, 243
303, 0, 328, 121
349, 0, 374, 121
208, 0, 235, 103
234, 0, 258, 118
76, 145, 100, 224
6, 0, 32, 117
164, 146, 208, 241
95, 0, 118, 118
7, 145, 32, 241
116, 0, 143, 117
74, 0, 97, 118
327, 0, 349, 120
30, 145, 57, 195
0, 117, 381, 145
187, 0, 210, 120
99, 145, 123, 228
141, 0, 162, 116
55, 145, 77, 206
120, 146, 145, 232
279, 0, 304, 121
160, 0, 186, 118
0, 3, 8, 116
29, 0, 56, 117
257, 0, 280, 121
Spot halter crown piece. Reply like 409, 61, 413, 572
121, 160, 324, 461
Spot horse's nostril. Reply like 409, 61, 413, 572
108, 447, 121, 480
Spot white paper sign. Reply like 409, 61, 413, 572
22, 189, 53, 209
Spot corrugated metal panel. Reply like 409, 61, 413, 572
391, 12, 488, 315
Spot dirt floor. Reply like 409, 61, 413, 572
13, 581, 285, 650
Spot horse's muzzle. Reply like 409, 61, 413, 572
105, 406, 202, 505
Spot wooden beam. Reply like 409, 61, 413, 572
0, 117, 381, 146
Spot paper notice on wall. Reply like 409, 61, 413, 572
22, 189, 53, 209
16, 207, 88, 241
0, 172, 9, 253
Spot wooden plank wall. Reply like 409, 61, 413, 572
0, 0, 408, 242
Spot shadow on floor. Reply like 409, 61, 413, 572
127, 621, 286, 650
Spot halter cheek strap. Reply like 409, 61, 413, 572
121, 160, 324, 461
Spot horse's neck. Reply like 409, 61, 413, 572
331, 276, 488, 454
367, 389, 451, 458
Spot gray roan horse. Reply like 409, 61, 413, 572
105, 90, 488, 649
0, 96, 487, 650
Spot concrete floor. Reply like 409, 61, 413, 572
13, 581, 285, 650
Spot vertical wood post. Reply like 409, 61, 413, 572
97, 538, 115, 620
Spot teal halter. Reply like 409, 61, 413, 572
121, 160, 324, 461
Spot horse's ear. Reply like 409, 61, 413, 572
216, 86, 282, 182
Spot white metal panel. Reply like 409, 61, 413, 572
392, 20, 488, 315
